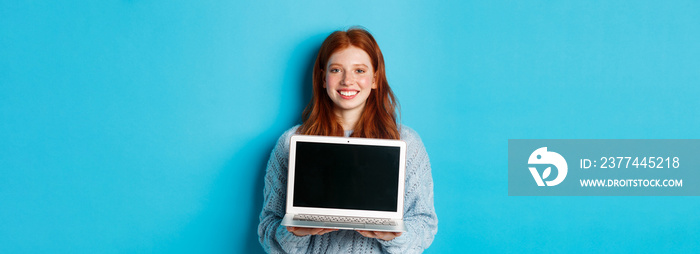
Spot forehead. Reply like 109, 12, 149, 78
327, 46, 372, 67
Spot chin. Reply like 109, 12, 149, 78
334, 102, 361, 110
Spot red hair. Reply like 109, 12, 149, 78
298, 27, 400, 140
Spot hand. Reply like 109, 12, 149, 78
286, 226, 338, 237
356, 230, 402, 241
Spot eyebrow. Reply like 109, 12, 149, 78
328, 63, 369, 68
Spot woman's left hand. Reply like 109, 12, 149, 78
356, 230, 402, 241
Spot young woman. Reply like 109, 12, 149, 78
258, 27, 437, 253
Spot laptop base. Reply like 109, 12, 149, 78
281, 214, 406, 232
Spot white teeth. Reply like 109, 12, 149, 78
339, 91, 359, 96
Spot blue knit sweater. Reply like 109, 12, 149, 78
258, 125, 438, 253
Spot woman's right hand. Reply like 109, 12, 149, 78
286, 226, 338, 237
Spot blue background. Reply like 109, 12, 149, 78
2, 1, 698, 253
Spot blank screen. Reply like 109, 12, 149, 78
293, 141, 400, 212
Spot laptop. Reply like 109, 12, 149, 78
280, 134, 407, 232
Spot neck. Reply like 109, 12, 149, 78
334, 106, 364, 131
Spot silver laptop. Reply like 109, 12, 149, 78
281, 134, 407, 232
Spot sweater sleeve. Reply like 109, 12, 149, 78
378, 128, 438, 253
258, 128, 312, 254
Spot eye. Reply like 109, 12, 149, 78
329, 68, 341, 73
356, 69, 366, 74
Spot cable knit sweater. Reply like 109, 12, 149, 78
258, 125, 438, 253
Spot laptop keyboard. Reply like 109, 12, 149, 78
293, 214, 397, 226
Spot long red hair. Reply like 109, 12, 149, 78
298, 27, 400, 140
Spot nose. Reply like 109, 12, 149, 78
341, 72, 354, 85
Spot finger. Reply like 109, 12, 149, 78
310, 228, 324, 235
367, 231, 378, 238
287, 227, 300, 234
320, 228, 338, 235
374, 231, 387, 240
385, 232, 401, 240
356, 230, 372, 238
287, 227, 308, 237
375, 231, 401, 241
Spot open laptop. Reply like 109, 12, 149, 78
280, 134, 407, 232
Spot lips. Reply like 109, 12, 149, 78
338, 90, 359, 99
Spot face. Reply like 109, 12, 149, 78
324, 46, 377, 116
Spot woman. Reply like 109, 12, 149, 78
258, 27, 437, 253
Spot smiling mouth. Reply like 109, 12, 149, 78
339, 90, 359, 96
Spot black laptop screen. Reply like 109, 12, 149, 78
293, 141, 400, 212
